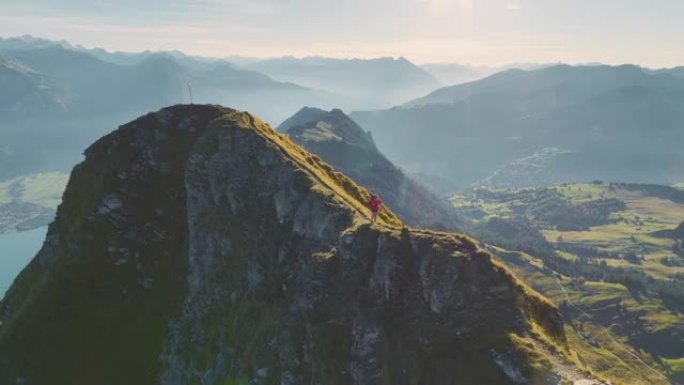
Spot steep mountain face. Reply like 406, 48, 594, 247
0, 105, 570, 385
279, 107, 462, 230
351, 64, 684, 189
0, 46, 335, 122
245, 56, 441, 109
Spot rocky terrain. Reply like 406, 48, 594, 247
0, 105, 579, 385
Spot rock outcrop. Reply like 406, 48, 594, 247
0, 105, 567, 385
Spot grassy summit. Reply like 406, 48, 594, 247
223, 108, 402, 229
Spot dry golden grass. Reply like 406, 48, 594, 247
225, 111, 403, 229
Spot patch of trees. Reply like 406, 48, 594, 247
661, 256, 684, 267
543, 252, 684, 312
470, 187, 532, 202
556, 243, 621, 260
473, 217, 556, 258
623, 251, 643, 265
530, 197, 626, 231
472, 217, 684, 313
674, 240, 684, 257
471, 187, 626, 231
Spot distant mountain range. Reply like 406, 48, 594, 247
0, 35, 447, 118
244, 56, 441, 109
0, 35, 457, 179
0, 41, 334, 178
0, 41, 335, 123
352, 64, 684, 189
651, 66, 684, 79
4, 35, 684, 191
419, 62, 553, 86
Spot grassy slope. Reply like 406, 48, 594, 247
456, 183, 684, 384
548, 183, 684, 278
494, 248, 671, 385
234, 110, 402, 229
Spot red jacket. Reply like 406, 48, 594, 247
368, 197, 382, 212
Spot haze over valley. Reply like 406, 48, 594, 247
1, 1, 684, 384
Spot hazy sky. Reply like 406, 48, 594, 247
1, 0, 683, 67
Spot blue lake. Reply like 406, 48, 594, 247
0, 226, 47, 299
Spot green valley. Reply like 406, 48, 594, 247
453, 182, 684, 384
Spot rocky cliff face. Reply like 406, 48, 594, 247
0, 105, 567, 385
280, 107, 462, 231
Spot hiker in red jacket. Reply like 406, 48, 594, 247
368, 194, 382, 224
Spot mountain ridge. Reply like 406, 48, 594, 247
0, 104, 574, 385
351, 64, 684, 189
280, 107, 462, 230
245, 56, 441, 109
406, 64, 683, 107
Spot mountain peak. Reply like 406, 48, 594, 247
279, 107, 377, 152
84, 104, 400, 228
276, 106, 332, 132
0, 104, 570, 384
135, 54, 184, 71
280, 108, 463, 230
